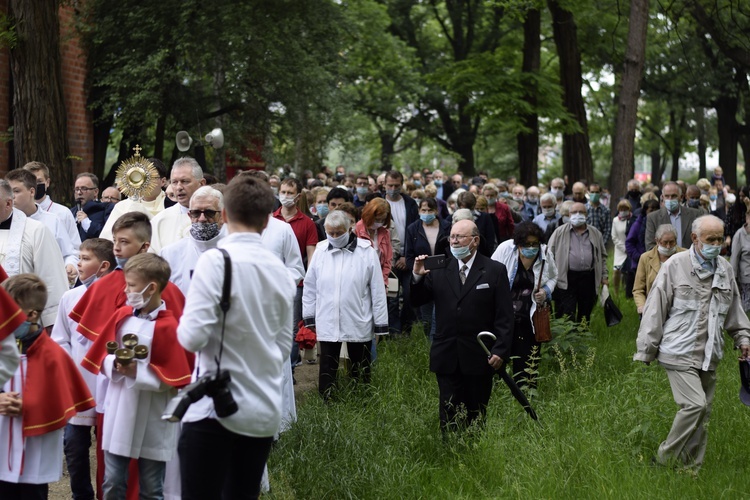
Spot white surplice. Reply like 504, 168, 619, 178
149, 204, 191, 254
99, 191, 168, 241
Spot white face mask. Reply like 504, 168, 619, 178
327, 231, 350, 249
542, 207, 556, 217
657, 245, 676, 257
125, 283, 152, 310
279, 195, 297, 208
569, 214, 587, 227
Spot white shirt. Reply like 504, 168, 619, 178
38, 195, 81, 254
51, 285, 98, 425
0, 336, 20, 390
149, 204, 191, 254
29, 206, 78, 267
101, 302, 179, 461
387, 197, 407, 245
177, 232, 296, 437
302, 237, 389, 342
0, 355, 65, 484
0, 210, 68, 326
261, 215, 305, 285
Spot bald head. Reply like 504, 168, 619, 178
450, 219, 479, 259
571, 182, 587, 203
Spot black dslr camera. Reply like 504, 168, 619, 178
162, 370, 238, 422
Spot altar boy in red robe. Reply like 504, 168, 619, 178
0, 274, 94, 499
82, 254, 193, 499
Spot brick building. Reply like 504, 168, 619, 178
0, 1, 94, 177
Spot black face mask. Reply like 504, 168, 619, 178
628, 190, 641, 198
34, 183, 46, 201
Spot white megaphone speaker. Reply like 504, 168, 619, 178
205, 128, 224, 149
175, 131, 193, 152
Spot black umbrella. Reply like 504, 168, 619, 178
477, 331, 539, 421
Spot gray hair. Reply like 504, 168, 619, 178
559, 200, 575, 217
0, 179, 11, 200
452, 208, 473, 224
654, 224, 677, 242
540, 192, 556, 205
324, 210, 351, 231
190, 185, 224, 210
692, 214, 724, 237
172, 157, 204, 181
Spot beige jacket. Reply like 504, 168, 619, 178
547, 222, 608, 293
634, 247, 750, 371
632, 246, 686, 309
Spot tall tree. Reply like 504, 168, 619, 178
610, 0, 649, 202
517, 7, 541, 187
547, 0, 594, 184
8, 0, 71, 200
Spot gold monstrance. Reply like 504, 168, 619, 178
114, 145, 159, 202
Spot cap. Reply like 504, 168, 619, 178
739, 359, 750, 406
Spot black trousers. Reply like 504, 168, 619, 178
318, 340, 372, 398
511, 315, 540, 388
179, 418, 273, 500
435, 370, 494, 431
0, 481, 47, 500
553, 270, 596, 323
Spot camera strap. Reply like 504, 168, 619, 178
215, 248, 232, 373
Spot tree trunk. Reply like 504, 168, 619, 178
91, 106, 113, 184
696, 107, 707, 179
715, 94, 739, 189
650, 147, 663, 183
154, 115, 166, 161
517, 8, 541, 188
739, 133, 750, 186
669, 109, 685, 181
379, 129, 395, 171
8, 0, 72, 203
548, 0, 594, 185
610, 0, 649, 202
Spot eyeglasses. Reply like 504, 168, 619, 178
523, 242, 541, 248
101, 196, 120, 202
449, 234, 473, 242
188, 209, 219, 220
74, 187, 96, 193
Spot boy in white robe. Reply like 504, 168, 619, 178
82, 254, 193, 499
0, 275, 94, 500
51, 238, 116, 500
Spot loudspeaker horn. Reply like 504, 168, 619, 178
205, 128, 224, 149
175, 131, 193, 152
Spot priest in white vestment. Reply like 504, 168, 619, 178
149, 157, 205, 253
0, 181, 68, 327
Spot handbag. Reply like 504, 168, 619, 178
387, 271, 399, 298
600, 285, 623, 327
532, 258, 552, 343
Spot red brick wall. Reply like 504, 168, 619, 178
0, 2, 94, 177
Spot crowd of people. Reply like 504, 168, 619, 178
0, 158, 749, 498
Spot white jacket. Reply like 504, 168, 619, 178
303, 236, 389, 342
491, 240, 557, 336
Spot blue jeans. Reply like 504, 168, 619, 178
103, 452, 165, 500
419, 302, 436, 341
64, 423, 95, 500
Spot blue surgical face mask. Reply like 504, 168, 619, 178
356, 187, 368, 197
413, 180, 422, 188
700, 242, 721, 260
327, 231, 350, 249
664, 199, 679, 213
386, 188, 400, 197
687, 199, 701, 208
433, 179, 443, 187
520, 247, 539, 258
316, 203, 330, 218
115, 256, 129, 269
589, 193, 600, 203
420, 213, 436, 224
487, 197, 497, 205
451, 244, 472, 260
710, 195, 717, 201
13, 320, 36, 340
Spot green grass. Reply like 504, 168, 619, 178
267, 295, 749, 499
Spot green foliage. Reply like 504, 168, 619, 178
0, 12, 16, 49
268, 299, 750, 498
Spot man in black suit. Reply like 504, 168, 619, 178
72, 172, 115, 241
645, 181, 701, 251
411, 219, 514, 431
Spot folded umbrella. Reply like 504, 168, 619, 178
477, 331, 538, 421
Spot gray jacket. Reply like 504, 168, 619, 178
634, 247, 750, 371
730, 226, 750, 285
547, 223, 608, 293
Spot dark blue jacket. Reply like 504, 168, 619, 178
405, 218, 451, 271
71, 200, 115, 241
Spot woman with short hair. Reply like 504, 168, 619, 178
302, 211, 389, 399
633, 224, 686, 314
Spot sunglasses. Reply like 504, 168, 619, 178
188, 209, 219, 220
